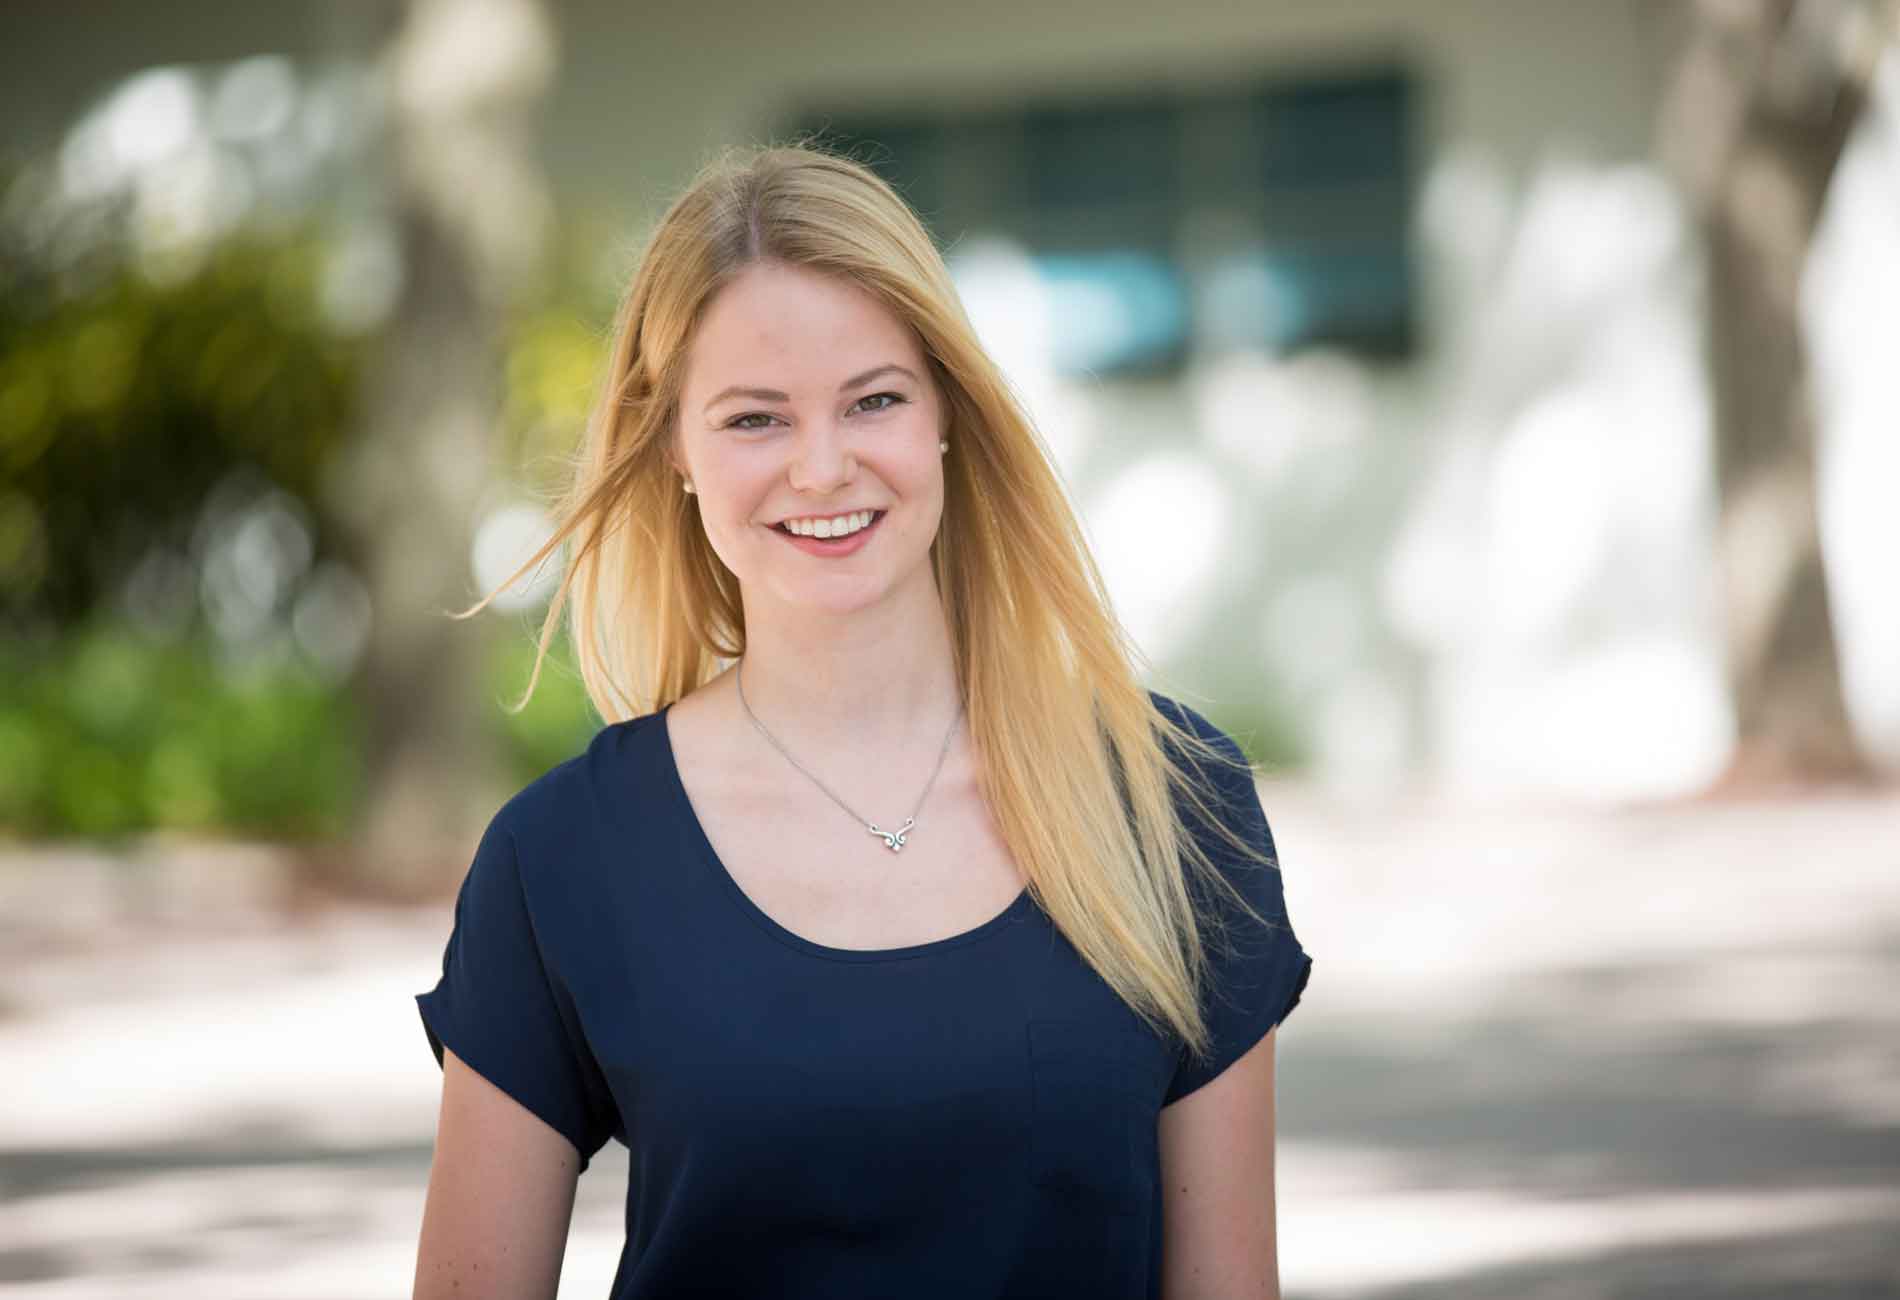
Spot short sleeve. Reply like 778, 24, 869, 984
415, 811, 618, 1170
1158, 699, 1313, 1106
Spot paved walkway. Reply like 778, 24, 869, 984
3, 783, 1898, 1298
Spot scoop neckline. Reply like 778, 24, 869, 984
653, 702, 1034, 964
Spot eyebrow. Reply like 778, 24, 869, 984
702, 364, 919, 413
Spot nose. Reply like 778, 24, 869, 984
786, 419, 857, 495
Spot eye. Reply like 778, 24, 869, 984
853, 391, 908, 415
725, 412, 778, 431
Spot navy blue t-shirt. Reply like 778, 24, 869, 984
415, 691, 1311, 1298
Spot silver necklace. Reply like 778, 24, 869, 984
735, 658, 962, 854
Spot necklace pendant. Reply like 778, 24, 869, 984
868, 817, 915, 853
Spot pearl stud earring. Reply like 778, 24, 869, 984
939, 441, 949, 453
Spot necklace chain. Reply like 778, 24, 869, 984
735, 658, 962, 854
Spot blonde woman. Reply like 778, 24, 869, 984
412, 141, 1312, 1300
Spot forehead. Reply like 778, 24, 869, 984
684, 262, 921, 385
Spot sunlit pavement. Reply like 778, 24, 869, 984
3, 786, 1897, 1298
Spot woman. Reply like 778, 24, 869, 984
412, 140, 1311, 1299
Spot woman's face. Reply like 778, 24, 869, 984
673, 260, 948, 620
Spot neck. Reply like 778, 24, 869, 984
732, 577, 961, 755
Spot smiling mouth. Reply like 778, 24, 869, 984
773, 510, 885, 540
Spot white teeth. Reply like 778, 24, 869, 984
787, 510, 872, 539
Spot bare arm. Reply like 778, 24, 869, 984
413, 1046, 584, 1300
1157, 1025, 1282, 1300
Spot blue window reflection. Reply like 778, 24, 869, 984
1031, 252, 1188, 376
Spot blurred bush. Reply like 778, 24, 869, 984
0, 135, 618, 840
483, 620, 600, 781
0, 610, 602, 843
0, 215, 360, 629
0, 616, 360, 840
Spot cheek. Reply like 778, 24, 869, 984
688, 465, 765, 559
884, 448, 945, 512
714, 495, 769, 552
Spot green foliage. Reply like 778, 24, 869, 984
1159, 651, 1309, 774
483, 619, 604, 780
1213, 694, 1306, 774
0, 116, 649, 841
0, 618, 363, 842
494, 209, 630, 498
0, 174, 636, 838
0, 222, 363, 627
0, 613, 617, 841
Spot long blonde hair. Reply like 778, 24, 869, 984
459, 139, 1278, 1061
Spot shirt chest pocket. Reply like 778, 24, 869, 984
1025, 1018, 1161, 1219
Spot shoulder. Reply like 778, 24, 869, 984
486, 711, 668, 877
1144, 689, 1254, 784
1143, 689, 1275, 867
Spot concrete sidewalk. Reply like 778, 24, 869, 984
3, 785, 1898, 1297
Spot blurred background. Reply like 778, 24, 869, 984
2, 0, 1897, 1295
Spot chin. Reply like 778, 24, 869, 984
757, 556, 936, 620
766, 576, 892, 617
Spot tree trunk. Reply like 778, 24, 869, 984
1655, 0, 1892, 790
326, 0, 559, 895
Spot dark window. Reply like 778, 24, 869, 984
789, 67, 1415, 375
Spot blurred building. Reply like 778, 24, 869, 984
5, 0, 1896, 805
